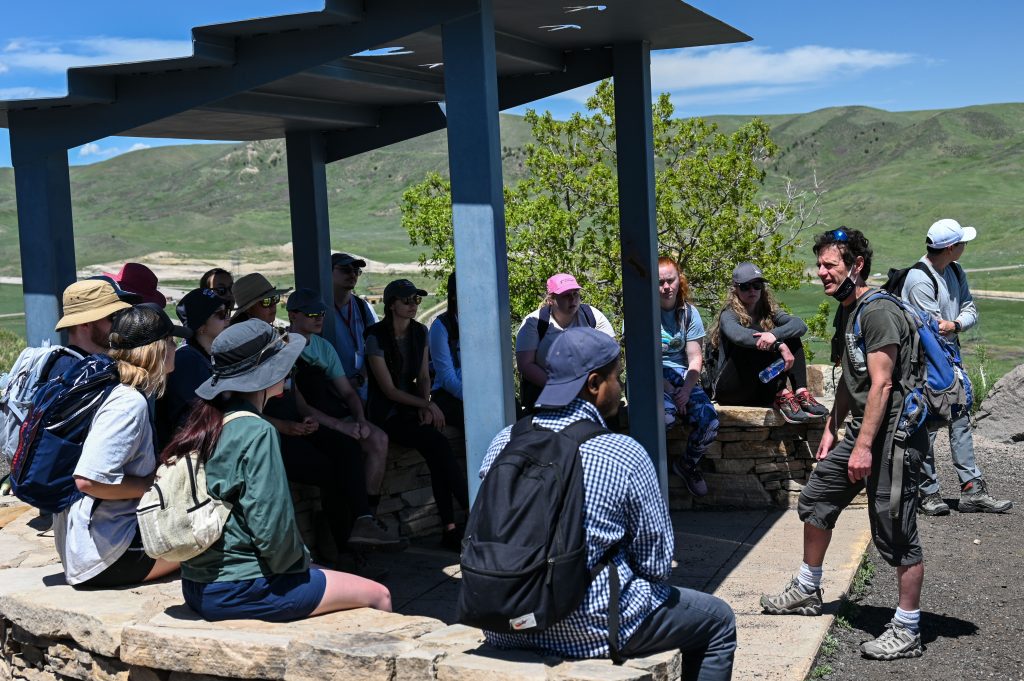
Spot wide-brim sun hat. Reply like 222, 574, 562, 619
196, 319, 305, 400
231, 273, 292, 317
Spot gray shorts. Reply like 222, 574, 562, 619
797, 426, 927, 567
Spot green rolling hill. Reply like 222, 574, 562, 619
0, 103, 1022, 280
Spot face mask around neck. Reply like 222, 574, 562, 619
830, 267, 861, 302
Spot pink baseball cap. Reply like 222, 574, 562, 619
547, 273, 581, 295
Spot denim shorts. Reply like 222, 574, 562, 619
182, 569, 327, 622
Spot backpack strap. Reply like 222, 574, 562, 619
580, 304, 597, 329
909, 261, 940, 299
675, 305, 692, 343
439, 312, 461, 370
537, 306, 552, 343
558, 418, 609, 445
355, 296, 373, 327
222, 411, 260, 425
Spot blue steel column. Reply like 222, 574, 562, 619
613, 42, 668, 498
285, 130, 335, 346
12, 144, 77, 347
442, 0, 515, 502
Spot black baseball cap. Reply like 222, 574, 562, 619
109, 304, 191, 350
383, 279, 428, 306
331, 253, 367, 269
176, 288, 226, 332
286, 288, 327, 314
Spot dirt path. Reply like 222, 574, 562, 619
810, 429, 1024, 679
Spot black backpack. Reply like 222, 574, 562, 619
881, 261, 963, 298
457, 417, 622, 654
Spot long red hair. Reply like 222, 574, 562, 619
160, 398, 228, 464
658, 256, 690, 310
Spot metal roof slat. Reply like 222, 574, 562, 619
200, 92, 380, 129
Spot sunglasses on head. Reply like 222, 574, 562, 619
303, 311, 325, 319
400, 295, 422, 306
825, 228, 850, 243
258, 295, 281, 308
334, 266, 363, 276
737, 281, 764, 292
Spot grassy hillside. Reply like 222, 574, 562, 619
1, 105, 1023, 278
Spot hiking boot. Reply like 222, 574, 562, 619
959, 479, 1013, 514
918, 492, 950, 516
795, 391, 829, 418
774, 392, 810, 424
760, 577, 822, 616
348, 515, 408, 552
859, 621, 923, 660
671, 457, 709, 497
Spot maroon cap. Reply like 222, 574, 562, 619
105, 262, 166, 307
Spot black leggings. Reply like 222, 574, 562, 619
279, 426, 370, 551
382, 413, 469, 526
430, 389, 465, 431
714, 338, 809, 406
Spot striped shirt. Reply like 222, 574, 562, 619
478, 399, 674, 659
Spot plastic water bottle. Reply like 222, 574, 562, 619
758, 358, 786, 384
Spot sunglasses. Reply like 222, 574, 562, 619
737, 281, 764, 292
399, 295, 422, 306
303, 311, 325, 319
825, 228, 850, 243
258, 295, 281, 308
334, 266, 363, 276
212, 308, 229, 321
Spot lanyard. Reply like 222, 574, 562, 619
335, 298, 360, 348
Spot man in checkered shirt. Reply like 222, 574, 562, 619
482, 328, 735, 680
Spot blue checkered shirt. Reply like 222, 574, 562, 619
478, 399, 674, 659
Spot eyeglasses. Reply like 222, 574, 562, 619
258, 295, 281, 308
303, 311, 325, 319
400, 295, 422, 306
737, 281, 764, 292
825, 228, 850, 243
212, 309, 229, 321
212, 285, 232, 296
334, 266, 363, 276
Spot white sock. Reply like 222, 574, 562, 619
797, 562, 823, 594
894, 607, 920, 633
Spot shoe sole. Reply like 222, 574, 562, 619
861, 646, 923, 660
918, 506, 950, 516
959, 503, 1013, 513
760, 600, 821, 616
777, 411, 810, 425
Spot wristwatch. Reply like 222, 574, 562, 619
953, 321, 962, 333
772, 340, 784, 352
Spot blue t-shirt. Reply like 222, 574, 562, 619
330, 296, 378, 401
660, 304, 705, 371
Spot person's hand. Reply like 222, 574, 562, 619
780, 343, 795, 372
418, 406, 434, 426
815, 428, 835, 461
753, 331, 778, 351
428, 402, 446, 431
355, 419, 372, 439
276, 421, 308, 437
937, 319, 957, 336
847, 444, 872, 483
672, 387, 690, 415
299, 417, 319, 435
337, 420, 362, 439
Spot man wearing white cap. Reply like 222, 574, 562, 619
902, 219, 1012, 515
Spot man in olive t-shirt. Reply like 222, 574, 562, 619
761, 228, 928, 661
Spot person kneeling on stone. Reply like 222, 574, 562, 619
706, 263, 828, 424
167, 320, 392, 622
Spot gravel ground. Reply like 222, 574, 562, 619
810, 429, 1024, 680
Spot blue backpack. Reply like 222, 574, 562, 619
847, 290, 971, 435
10, 355, 120, 514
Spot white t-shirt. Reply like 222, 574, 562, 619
54, 383, 156, 585
515, 305, 616, 370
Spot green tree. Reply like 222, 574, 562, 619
402, 79, 821, 330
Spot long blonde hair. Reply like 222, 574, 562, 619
108, 339, 169, 398
708, 283, 781, 349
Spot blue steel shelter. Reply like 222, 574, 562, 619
0, 0, 749, 498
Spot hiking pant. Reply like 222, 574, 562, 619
919, 413, 983, 495
620, 587, 736, 681
430, 389, 465, 432
381, 414, 469, 526
279, 427, 371, 551
663, 368, 719, 466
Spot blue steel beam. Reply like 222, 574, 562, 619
323, 48, 613, 163
6, 0, 479, 162
612, 41, 668, 498
442, 0, 516, 502
202, 93, 380, 129
12, 146, 77, 347
285, 131, 336, 347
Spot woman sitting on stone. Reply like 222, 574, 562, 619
364, 279, 469, 552
706, 263, 828, 424
515, 273, 615, 412
658, 256, 719, 497
168, 320, 391, 622
56, 304, 188, 588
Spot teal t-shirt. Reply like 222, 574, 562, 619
660, 304, 705, 371
300, 333, 344, 380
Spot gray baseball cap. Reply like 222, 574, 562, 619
732, 262, 766, 285
534, 328, 621, 409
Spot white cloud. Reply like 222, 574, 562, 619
0, 86, 61, 100
74, 140, 152, 161
552, 44, 916, 107
1, 37, 192, 74
78, 142, 105, 157
0, 62, 7, 74
128, 142, 150, 152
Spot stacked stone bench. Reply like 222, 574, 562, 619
0, 501, 682, 681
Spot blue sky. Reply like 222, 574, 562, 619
1, 0, 1021, 167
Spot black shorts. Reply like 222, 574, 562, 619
76, 528, 155, 589
797, 425, 927, 567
